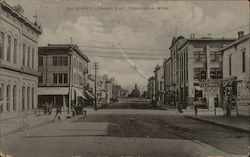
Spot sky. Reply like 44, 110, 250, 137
6, 0, 249, 92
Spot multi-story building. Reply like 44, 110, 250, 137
0, 1, 42, 118
38, 44, 90, 112
163, 58, 172, 108
219, 31, 249, 117
169, 35, 235, 109
147, 76, 155, 100
154, 65, 164, 108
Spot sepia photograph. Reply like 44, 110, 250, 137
0, 0, 249, 157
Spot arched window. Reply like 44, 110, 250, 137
13, 85, 17, 111
22, 86, 25, 110
6, 85, 10, 112
27, 87, 30, 110
0, 83, 4, 112
31, 88, 34, 109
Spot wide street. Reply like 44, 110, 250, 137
1, 98, 248, 157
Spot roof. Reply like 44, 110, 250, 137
0, 1, 42, 34
170, 35, 236, 51
39, 44, 90, 62
218, 34, 250, 52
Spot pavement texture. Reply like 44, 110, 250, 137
186, 115, 249, 133
1, 115, 243, 157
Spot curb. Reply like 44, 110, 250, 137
185, 115, 249, 134
1, 119, 54, 137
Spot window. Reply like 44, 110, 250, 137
194, 68, 207, 80
229, 55, 232, 75
53, 56, 68, 66
59, 73, 63, 83
27, 46, 30, 67
6, 85, 10, 112
194, 51, 206, 62
0, 32, 4, 59
31, 88, 34, 109
210, 68, 222, 79
13, 39, 17, 64
64, 73, 68, 83
13, 86, 17, 111
27, 87, 30, 110
39, 73, 43, 83
0, 84, 4, 112
53, 56, 57, 66
22, 87, 25, 110
242, 50, 246, 73
22, 43, 26, 66
38, 56, 43, 66
210, 51, 221, 62
53, 73, 57, 84
63, 57, 68, 66
7, 35, 11, 62
32, 48, 35, 68
53, 73, 68, 84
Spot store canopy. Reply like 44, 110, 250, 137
86, 90, 95, 99
73, 88, 87, 100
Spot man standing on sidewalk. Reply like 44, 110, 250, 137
194, 103, 198, 116
53, 105, 62, 120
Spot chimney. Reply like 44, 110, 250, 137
238, 31, 244, 39
190, 33, 195, 39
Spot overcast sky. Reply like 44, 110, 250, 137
7, 0, 249, 92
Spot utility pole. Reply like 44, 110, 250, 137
93, 62, 99, 110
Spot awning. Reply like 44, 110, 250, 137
73, 87, 87, 100
38, 87, 69, 95
194, 86, 202, 91
86, 90, 95, 99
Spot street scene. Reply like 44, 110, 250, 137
0, 0, 249, 157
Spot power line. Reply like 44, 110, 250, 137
78, 45, 168, 52
87, 54, 165, 60
82, 50, 167, 57
195, 24, 249, 37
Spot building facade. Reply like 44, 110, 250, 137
38, 44, 90, 112
154, 65, 164, 108
163, 58, 172, 108
219, 32, 249, 117
168, 35, 235, 109
147, 76, 155, 100
0, 1, 42, 118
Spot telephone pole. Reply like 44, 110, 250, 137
93, 62, 99, 110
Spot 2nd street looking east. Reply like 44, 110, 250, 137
0, 1, 249, 157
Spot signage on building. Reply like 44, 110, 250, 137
203, 79, 220, 97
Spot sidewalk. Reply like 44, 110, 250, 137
185, 114, 249, 133
0, 110, 70, 137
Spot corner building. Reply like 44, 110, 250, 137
0, 1, 42, 118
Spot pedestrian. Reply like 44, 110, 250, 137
194, 104, 198, 116
53, 105, 62, 120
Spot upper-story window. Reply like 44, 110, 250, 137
194, 51, 206, 63
53, 73, 68, 84
210, 68, 222, 79
210, 51, 221, 62
13, 39, 17, 64
27, 46, 30, 67
32, 48, 35, 68
53, 56, 68, 66
229, 55, 232, 76
194, 68, 207, 80
39, 73, 43, 83
38, 56, 43, 66
22, 43, 26, 66
0, 32, 4, 59
7, 35, 11, 62
242, 50, 246, 73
